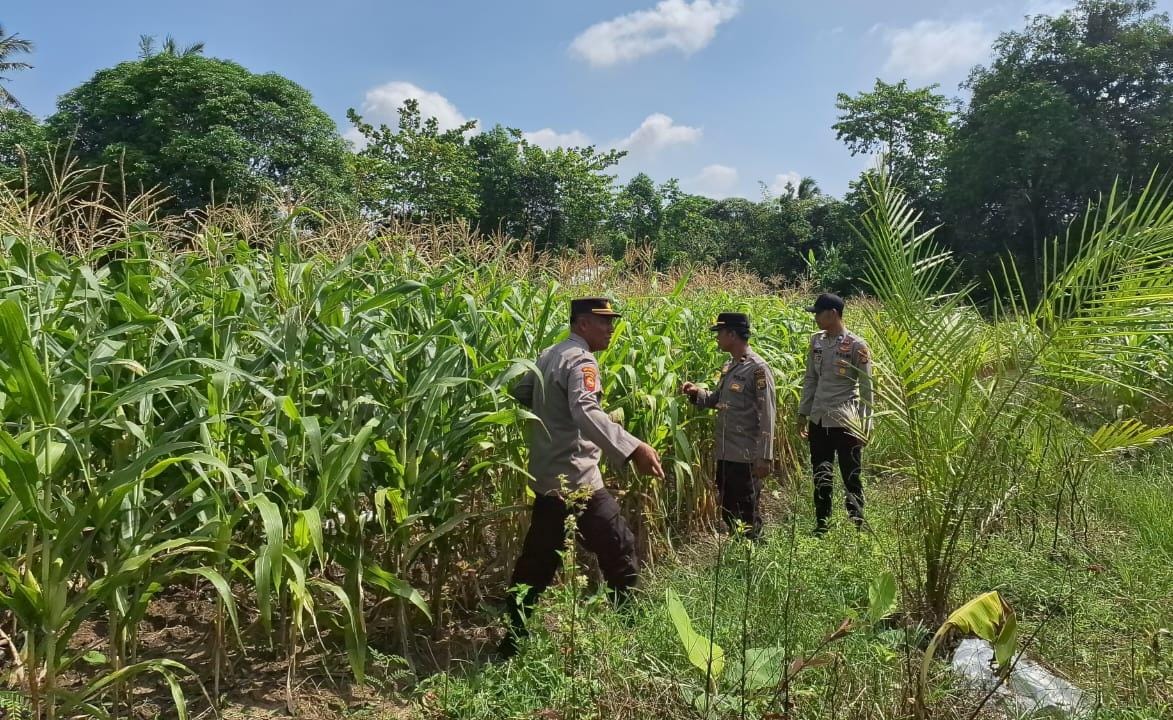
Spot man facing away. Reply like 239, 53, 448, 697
501, 297, 664, 657
797, 293, 873, 536
680, 312, 777, 541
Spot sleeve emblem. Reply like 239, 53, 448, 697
582, 365, 598, 392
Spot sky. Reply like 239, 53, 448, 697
7, 0, 1170, 199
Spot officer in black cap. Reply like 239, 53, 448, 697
681, 312, 777, 540
797, 293, 873, 535
503, 297, 664, 657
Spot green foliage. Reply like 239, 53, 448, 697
0, 25, 34, 111
856, 166, 1173, 630
45, 53, 354, 211
349, 98, 480, 221
666, 587, 726, 685
0, 109, 46, 188
919, 591, 1019, 717
834, 79, 956, 214
945, 0, 1173, 293
610, 172, 663, 258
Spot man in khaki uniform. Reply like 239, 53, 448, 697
681, 312, 776, 540
502, 297, 664, 656
797, 293, 873, 535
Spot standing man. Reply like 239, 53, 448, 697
797, 293, 873, 536
681, 312, 776, 541
502, 297, 664, 656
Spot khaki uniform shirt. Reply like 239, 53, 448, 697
798, 329, 873, 431
692, 350, 777, 464
510, 333, 641, 495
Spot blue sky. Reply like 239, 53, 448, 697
8, 0, 1169, 198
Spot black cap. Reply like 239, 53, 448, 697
709, 312, 750, 331
805, 293, 845, 313
570, 297, 622, 321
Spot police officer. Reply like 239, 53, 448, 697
797, 293, 873, 535
681, 312, 776, 540
502, 297, 664, 656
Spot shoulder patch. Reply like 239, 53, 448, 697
857, 345, 871, 364
581, 365, 598, 392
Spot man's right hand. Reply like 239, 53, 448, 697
630, 442, 665, 479
680, 381, 700, 399
797, 416, 809, 439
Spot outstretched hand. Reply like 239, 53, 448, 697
630, 442, 665, 479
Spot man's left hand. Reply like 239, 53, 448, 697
753, 459, 772, 479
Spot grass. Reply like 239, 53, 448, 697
405, 449, 1173, 720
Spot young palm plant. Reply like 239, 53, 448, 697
855, 169, 1173, 626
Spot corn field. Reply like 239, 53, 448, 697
0, 182, 821, 718
1, 172, 1171, 719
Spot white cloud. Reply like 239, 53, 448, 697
523, 128, 592, 149
689, 164, 739, 199
768, 171, 803, 196
570, 0, 741, 67
346, 81, 474, 147
879, 20, 994, 80
616, 113, 702, 155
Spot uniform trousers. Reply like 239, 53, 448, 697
506, 488, 638, 637
715, 460, 763, 539
808, 421, 865, 525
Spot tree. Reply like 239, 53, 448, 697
512, 140, 624, 251
138, 34, 206, 58
469, 125, 525, 235
656, 182, 719, 266
834, 79, 956, 215
943, 0, 1173, 292
349, 99, 479, 221
0, 108, 46, 187
0, 25, 33, 111
46, 54, 354, 211
609, 173, 663, 257
466, 124, 623, 250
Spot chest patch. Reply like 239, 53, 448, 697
729, 382, 743, 393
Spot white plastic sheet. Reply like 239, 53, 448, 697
951, 638, 1093, 718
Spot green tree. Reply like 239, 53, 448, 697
834, 79, 955, 214
137, 34, 206, 58
348, 99, 480, 221
514, 141, 623, 251
46, 53, 354, 211
469, 125, 525, 235
465, 125, 623, 250
0, 25, 33, 110
0, 108, 46, 187
609, 172, 663, 258
656, 181, 719, 266
944, 0, 1173, 292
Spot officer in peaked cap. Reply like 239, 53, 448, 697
797, 293, 874, 536
501, 297, 664, 657
681, 312, 777, 541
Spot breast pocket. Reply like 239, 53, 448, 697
724, 371, 754, 408
834, 352, 852, 377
